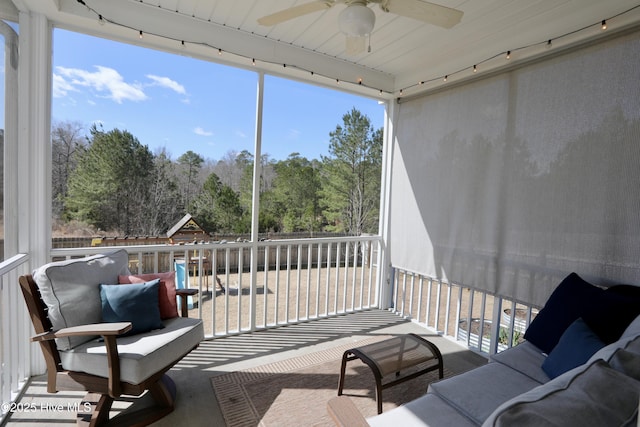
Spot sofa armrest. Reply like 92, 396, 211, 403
328, 396, 370, 427
32, 322, 132, 398
176, 288, 199, 317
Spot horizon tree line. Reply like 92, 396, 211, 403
52, 108, 382, 238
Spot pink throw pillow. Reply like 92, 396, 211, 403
118, 271, 178, 319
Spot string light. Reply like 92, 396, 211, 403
73, 0, 637, 99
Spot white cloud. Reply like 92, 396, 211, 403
194, 127, 213, 136
52, 73, 77, 98
235, 130, 247, 138
146, 74, 187, 95
54, 65, 147, 104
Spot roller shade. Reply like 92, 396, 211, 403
389, 29, 640, 307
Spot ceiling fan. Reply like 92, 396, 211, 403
257, 0, 464, 54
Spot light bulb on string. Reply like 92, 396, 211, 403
601, 20, 607, 30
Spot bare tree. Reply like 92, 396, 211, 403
51, 120, 86, 218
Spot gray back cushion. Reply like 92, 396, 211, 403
33, 250, 131, 350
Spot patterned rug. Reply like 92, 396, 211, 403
211, 335, 455, 427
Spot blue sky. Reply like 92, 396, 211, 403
51, 29, 385, 162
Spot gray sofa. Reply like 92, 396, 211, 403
329, 273, 640, 426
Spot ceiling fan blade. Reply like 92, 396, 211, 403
345, 35, 366, 55
383, 0, 463, 29
258, 1, 334, 26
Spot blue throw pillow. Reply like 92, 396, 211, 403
100, 279, 164, 336
541, 318, 606, 379
524, 273, 603, 354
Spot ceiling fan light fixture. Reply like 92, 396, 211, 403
338, 4, 375, 37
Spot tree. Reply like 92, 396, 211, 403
321, 108, 382, 235
51, 120, 86, 218
143, 148, 183, 235
272, 153, 322, 233
177, 150, 204, 210
65, 125, 155, 234
191, 172, 244, 233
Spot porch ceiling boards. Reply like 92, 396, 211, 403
8, 0, 640, 99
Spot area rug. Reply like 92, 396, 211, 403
211, 335, 455, 427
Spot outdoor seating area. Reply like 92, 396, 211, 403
2, 1, 640, 426
18, 250, 204, 426
329, 273, 640, 426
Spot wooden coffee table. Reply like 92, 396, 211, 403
337, 333, 443, 414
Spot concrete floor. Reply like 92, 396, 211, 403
3, 310, 487, 427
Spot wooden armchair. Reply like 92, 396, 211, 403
18, 250, 204, 427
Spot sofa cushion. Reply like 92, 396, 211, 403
524, 273, 640, 353
367, 394, 477, 427
59, 317, 204, 384
489, 341, 549, 384
32, 250, 131, 350
119, 272, 179, 319
541, 318, 605, 379
482, 359, 640, 427
428, 362, 541, 424
609, 349, 640, 381
100, 280, 164, 336
621, 313, 640, 340
588, 330, 640, 365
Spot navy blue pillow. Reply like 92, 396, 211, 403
541, 318, 606, 379
100, 279, 164, 336
524, 273, 603, 354
582, 289, 640, 344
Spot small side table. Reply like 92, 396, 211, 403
337, 333, 444, 414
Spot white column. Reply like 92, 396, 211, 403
18, 11, 52, 269
18, 11, 52, 375
1, 20, 18, 258
376, 99, 396, 309
249, 72, 264, 331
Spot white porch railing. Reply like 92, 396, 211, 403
0, 253, 31, 423
390, 268, 540, 355
50, 235, 383, 338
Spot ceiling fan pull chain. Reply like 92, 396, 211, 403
368, 33, 372, 53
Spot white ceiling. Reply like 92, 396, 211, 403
6, 0, 640, 100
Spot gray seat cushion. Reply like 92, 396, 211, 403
428, 363, 541, 425
368, 394, 478, 427
59, 317, 204, 384
32, 250, 131, 350
489, 341, 550, 384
